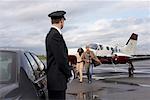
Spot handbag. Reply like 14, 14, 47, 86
92, 58, 101, 67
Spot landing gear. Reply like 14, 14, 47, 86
127, 60, 135, 77
128, 67, 135, 77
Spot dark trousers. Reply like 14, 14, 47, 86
87, 73, 92, 81
48, 90, 66, 100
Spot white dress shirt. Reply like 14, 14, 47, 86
51, 25, 62, 35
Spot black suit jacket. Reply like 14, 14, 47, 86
45, 28, 72, 91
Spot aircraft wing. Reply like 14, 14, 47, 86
130, 55, 150, 61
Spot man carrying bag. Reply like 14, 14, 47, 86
82, 44, 101, 83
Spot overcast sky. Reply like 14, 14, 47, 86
0, 0, 149, 54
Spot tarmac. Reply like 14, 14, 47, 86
66, 77, 150, 100
66, 61, 150, 100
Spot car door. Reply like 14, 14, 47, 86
24, 52, 46, 99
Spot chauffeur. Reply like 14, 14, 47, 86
45, 11, 73, 100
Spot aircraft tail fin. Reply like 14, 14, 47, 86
122, 33, 138, 55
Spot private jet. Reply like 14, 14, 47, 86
68, 33, 150, 76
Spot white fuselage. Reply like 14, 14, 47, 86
68, 33, 137, 58
68, 43, 134, 58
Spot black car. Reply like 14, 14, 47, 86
0, 48, 47, 100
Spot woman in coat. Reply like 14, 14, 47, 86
76, 48, 84, 83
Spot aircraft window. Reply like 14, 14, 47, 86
99, 45, 103, 50
106, 46, 110, 50
111, 47, 114, 51
89, 44, 98, 50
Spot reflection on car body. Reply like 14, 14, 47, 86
0, 48, 47, 100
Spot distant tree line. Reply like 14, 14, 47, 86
37, 55, 46, 61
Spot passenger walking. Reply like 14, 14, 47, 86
76, 48, 84, 83
82, 45, 100, 83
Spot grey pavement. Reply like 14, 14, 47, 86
66, 61, 150, 100
66, 77, 150, 100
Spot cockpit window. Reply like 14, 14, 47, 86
0, 51, 17, 84
88, 44, 98, 50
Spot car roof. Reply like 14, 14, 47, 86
0, 47, 35, 70
0, 47, 29, 53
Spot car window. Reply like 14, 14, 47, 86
31, 54, 44, 71
25, 53, 41, 79
24, 54, 36, 81
0, 51, 17, 84
25, 53, 39, 71
30, 53, 45, 71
